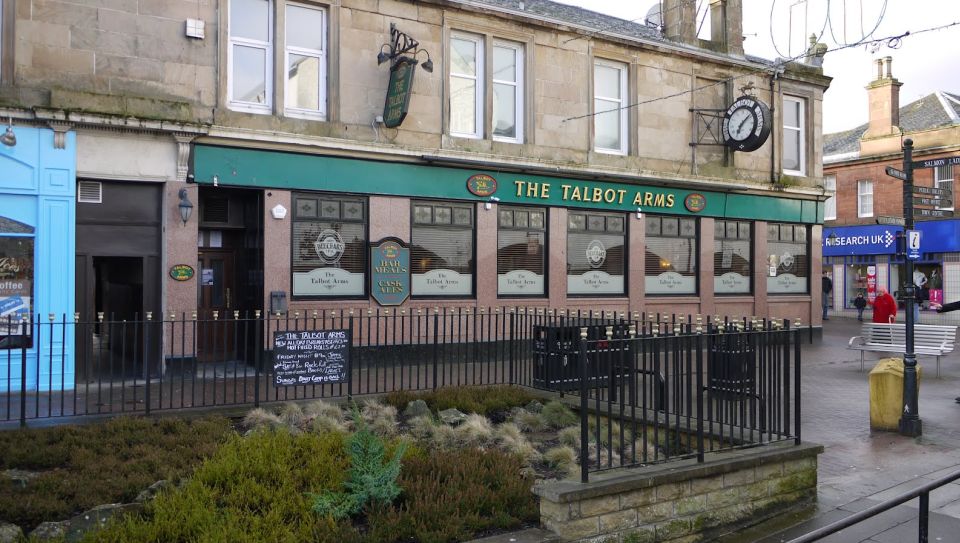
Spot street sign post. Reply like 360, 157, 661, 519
885, 166, 908, 181
914, 208, 953, 219
912, 156, 960, 170
912, 185, 951, 197
876, 216, 905, 226
898, 139, 922, 437
912, 196, 953, 208
907, 230, 921, 260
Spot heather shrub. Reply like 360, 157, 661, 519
383, 386, 536, 418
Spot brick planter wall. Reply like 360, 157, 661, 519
533, 442, 822, 542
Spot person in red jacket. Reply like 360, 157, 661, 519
872, 288, 897, 324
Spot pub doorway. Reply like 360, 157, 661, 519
196, 188, 263, 366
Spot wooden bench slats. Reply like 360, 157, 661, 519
848, 323, 958, 376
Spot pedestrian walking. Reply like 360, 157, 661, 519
872, 288, 897, 324
822, 271, 833, 320
934, 300, 960, 403
854, 291, 867, 321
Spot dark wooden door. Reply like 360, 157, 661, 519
197, 250, 236, 362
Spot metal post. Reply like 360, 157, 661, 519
919, 491, 929, 542
899, 138, 922, 437
20, 315, 28, 428
254, 310, 261, 408
578, 326, 589, 483
144, 312, 152, 416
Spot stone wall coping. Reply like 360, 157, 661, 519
533, 441, 823, 503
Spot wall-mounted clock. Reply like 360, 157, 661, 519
722, 96, 772, 152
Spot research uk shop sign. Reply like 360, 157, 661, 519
823, 225, 898, 256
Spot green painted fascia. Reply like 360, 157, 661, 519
191, 145, 820, 224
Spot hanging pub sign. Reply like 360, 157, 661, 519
370, 237, 410, 306
382, 57, 418, 128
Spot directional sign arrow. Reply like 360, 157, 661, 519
914, 208, 953, 218
913, 196, 953, 207
913, 185, 952, 197
885, 166, 908, 181
912, 156, 960, 170
876, 216, 906, 226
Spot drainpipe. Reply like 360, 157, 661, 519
770, 71, 779, 185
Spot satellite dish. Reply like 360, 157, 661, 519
644, 2, 662, 29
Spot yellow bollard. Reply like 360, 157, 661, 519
869, 358, 922, 431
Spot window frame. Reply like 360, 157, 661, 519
766, 223, 810, 295
935, 164, 954, 212
823, 175, 837, 221
290, 193, 369, 300
449, 32, 485, 140
491, 40, 524, 144
713, 220, 753, 295
0, 233, 36, 350
593, 58, 629, 155
496, 205, 547, 298
283, 2, 327, 120
644, 215, 700, 296
227, 0, 274, 114
857, 179, 874, 218
566, 210, 628, 297
782, 95, 806, 176
410, 200, 477, 299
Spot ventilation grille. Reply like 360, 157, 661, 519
77, 181, 102, 203
202, 197, 230, 223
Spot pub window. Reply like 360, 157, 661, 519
291, 194, 367, 298
411, 201, 474, 296
714, 220, 752, 294
497, 206, 546, 297
567, 211, 625, 296
767, 223, 809, 294
645, 216, 697, 295
0, 233, 34, 349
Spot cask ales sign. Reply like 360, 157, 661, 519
370, 238, 410, 306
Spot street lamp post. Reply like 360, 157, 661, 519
899, 138, 922, 437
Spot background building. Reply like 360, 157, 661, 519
0, 0, 831, 387
822, 58, 960, 319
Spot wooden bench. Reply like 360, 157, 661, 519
848, 323, 958, 376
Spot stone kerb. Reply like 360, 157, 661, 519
533, 441, 822, 542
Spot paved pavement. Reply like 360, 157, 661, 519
716, 316, 960, 542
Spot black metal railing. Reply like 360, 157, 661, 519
785, 469, 960, 543
575, 318, 803, 482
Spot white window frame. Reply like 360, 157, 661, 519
228, 0, 274, 114
824, 175, 837, 220
935, 164, 954, 212
284, 3, 327, 120
857, 180, 873, 218
593, 58, 628, 155
449, 33, 484, 139
783, 95, 806, 176
491, 40, 524, 144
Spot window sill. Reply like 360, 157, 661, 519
228, 103, 272, 115
284, 110, 328, 122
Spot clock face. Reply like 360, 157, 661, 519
722, 96, 772, 152
727, 108, 755, 141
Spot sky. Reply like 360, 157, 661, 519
550, 0, 960, 133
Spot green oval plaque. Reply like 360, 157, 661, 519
169, 264, 195, 281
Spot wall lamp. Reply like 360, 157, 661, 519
485, 196, 500, 210
0, 117, 15, 147
378, 23, 433, 73
178, 188, 194, 225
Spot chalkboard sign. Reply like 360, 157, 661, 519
273, 329, 349, 386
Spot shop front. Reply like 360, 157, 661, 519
0, 126, 77, 392
823, 221, 960, 315
189, 145, 823, 325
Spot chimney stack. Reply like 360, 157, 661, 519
865, 56, 902, 138
662, 0, 697, 46
709, 0, 744, 55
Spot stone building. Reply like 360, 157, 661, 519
822, 57, 960, 316
0, 0, 831, 384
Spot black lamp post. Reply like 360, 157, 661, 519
178, 188, 193, 226
899, 138, 921, 437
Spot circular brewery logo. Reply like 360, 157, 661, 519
585, 240, 607, 269
382, 242, 399, 259
466, 174, 498, 197
779, 251, 795, 272
313, 230, 345, 265
684, 193, 706, 213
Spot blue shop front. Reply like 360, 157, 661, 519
0, 126, 76, 392
823, 222, 960, 312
